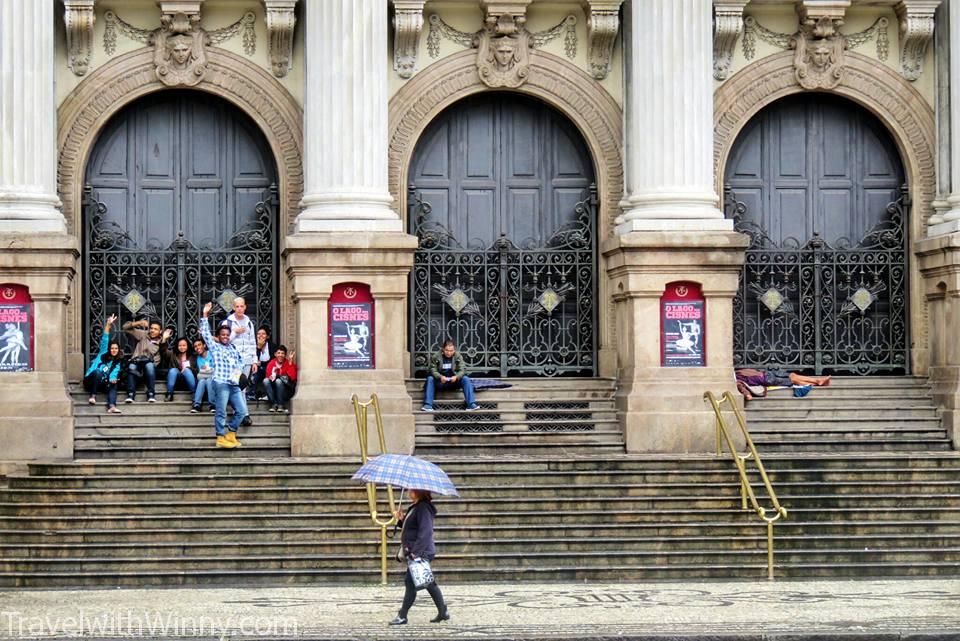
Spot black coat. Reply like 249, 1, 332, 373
400, 500, 437, 559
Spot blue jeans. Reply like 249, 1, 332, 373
212, 380, 244, 436
84, 371, 118, 407
166, 367, 197, 395
423, 375, 475, 408
193, 378, 215, 406
126, 361, 156, 399
263, 378, 294, 407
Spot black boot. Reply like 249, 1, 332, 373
430, 608, 450, 623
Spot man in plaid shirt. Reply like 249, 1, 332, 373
200, 302, 246, 449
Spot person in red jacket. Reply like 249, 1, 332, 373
262, 344, 297, 414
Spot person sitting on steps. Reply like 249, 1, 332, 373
421, 339, 478, 412
84, 314, 124, 414
262, 344, 297, 414
122, 318, 170, 403
161, 336, 196, 402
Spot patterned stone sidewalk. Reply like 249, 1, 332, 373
0, 578, 958, 640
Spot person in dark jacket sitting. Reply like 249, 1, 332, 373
421, 340, 478, 412
390, 489, 449, 625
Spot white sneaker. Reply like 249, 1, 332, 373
421, 405, 434, 412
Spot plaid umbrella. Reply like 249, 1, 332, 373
351, 454, 459, 497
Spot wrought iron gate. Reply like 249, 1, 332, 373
727, 185, 909, 374
83, 185, 279, 361
409, 185, 598, 377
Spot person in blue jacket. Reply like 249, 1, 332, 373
84, 314, 124, 413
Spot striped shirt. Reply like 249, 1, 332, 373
199, 315, 245, 385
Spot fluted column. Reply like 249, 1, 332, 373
616, 0, 731, 233
295, 0, 400, 233
930, 0, 960, 234
0, 0, 65, 233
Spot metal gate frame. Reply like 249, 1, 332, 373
726, 185, 910, 375
409, 185, 598, 378
82, 185, 279, 363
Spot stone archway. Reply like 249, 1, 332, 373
713, 50, 937, 374
58, 46, 303, 374
388, 49, 623, 371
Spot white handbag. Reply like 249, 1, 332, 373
407, 557, 435, 590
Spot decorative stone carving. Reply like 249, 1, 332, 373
895, 0, 942, 81
392, 0, 425, 79
796, 0, 851, 29
743, 15, 887, 62
582, 1, 623, 80
103, 9, 256, 61
477, 12, 533, 88
64, 0, 96, 76
426, 5, 577, 87
150, 10, 209, 86
263, 0, 297, 78
790, 20, 847, 89
713, 1, 749, 80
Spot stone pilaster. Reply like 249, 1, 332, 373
0, 0, 66, 233
617, 0, 730, 233
917, 233, 960, 448
289, 1, 416, 457
929, 0, 960, 234
0, 0, 77, 462
603, 232, 749, 453
284, 234, 417, 457
296, 0, 400, 233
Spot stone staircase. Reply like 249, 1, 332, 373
408, 378, 624, 456
70, 383, 291, 458
0, 452, 958, 587
745, 376, 952, 452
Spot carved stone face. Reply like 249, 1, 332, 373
170, 37, 192, 66
493, 38, 517, 70
811, 42, 832, 70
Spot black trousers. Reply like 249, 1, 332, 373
398, 556, 445, 618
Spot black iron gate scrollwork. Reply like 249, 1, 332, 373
409, 185, 598, 377
83, 185, 279, 362
726, 185, 909, 375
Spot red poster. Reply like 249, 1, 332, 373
661, 282, 706, 367
0, 284, 34, 372
329, 283, 375, 369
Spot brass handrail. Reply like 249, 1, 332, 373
703, 390, 788, 580
352, 393, 398, 585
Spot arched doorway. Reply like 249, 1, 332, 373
83, 90, 278, 361
724, 93, 908, 374
408, 93, 597, 377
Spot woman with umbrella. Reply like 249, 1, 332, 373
352, 453, 456, 626
390, 488, 450, 625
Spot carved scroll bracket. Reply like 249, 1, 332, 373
713, 1, 749, 80
392, 0, 425, 79
263, 0, 297, 78
895, 0, 942, 81
64, 0, 96, 76
581, 1, 622, 80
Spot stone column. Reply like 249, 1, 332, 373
285, 0, 416, 457
295, 0, 400, 233
0, 2, 78, 462
616, 0, 731, 233
605, 0, 747, 453
0, 0, 65, 233
930, 0, 960, 234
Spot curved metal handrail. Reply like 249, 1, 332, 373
352, 393, 398, 585
703, 390, 788, 580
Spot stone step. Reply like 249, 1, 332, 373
747, 417, 944, 429
415, 443, 626, 456
75, 426, 290, 437
415, 420, 621, 431
745, 408, 940, 419
754, 440, 954, 453
750, 429, 947, 440
414, 431, 624, 443
748, 398, 938, 409
3, 518, 958, 545
73, 445, 291, 459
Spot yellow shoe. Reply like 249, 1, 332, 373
226, 431, 243, 447
216, 436, 237, 449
